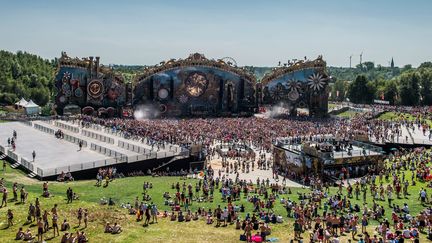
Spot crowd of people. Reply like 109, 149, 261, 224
2, 106, 432, 242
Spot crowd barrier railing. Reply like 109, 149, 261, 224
7, 150, 19, 162
34, 123, 55, 135
54, 121, 79, 133
117, 140, 150, 154
37, 156, 129, 178
63, 134, 87, 147
21, 157, 34, 171
82, 130, 115, 144
127, 152, 158, 163
19, 120, 33, 127
90, 143, 125, 158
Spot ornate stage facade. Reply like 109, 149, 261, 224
54, 52, 130, 116
54, 52, 330, 118
133, 53, 257, 117
259, 56, 329, 117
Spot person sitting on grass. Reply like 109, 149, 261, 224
178, 211, 185, 222
108, 198, 115, 206
78, 231, 88, 242
185, 211, 191, 222
15, 227, 24, 240
61, 219, 70, 231
235, 219, 241, 230
104, 223, 112, 233
60, 232, 70, 243
128, 206, 137, 215
112, 222, 122, 234
170, 211, 176, 221
192, 212, 199, 221
207, 214, 213, 224
23, 228, 34, 241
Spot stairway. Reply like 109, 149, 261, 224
152, 155, 189, 172
10, 162, 20, 169
28, 171, 37, 178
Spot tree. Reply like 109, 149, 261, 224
30, 87, 49, 106
384, 80, 398, 105
363, 61, 375, 71
347, 75, 375, 104
0, 50, 55, 105
420, 70, 432, 105
399, 72, 420, 106
401, 64, 413, 73
331, 79, 346, 101
419, 61, 432, 69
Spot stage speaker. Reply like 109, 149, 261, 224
126, 83, 133, 105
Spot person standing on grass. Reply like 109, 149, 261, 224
12, 182, 17, 201
83, 209, 88, 228
66, 187, 73, 204
77, 208, 83, 227
1, 187, 8, 207
20, 186, 27, 204
52, 213, 59, 238
42, 210, 49, 233
37, 217, 44, 242
144, 206, 151, 226
2, 160, 6, 172
151, 203, 158, 223
7, 209, 13, 227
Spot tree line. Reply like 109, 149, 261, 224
331, 61, 432, 106
0, 50, 55, 106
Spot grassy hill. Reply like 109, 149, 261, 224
0, 155, 430, 242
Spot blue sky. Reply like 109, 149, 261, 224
0, 0, 431, 67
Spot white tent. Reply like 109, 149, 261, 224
24, 100, 40, 115
15, 98, 28, 108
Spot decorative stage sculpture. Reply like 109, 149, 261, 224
260, 56, 330, 117
133, 53, 257, 117
53, 52, 128, 116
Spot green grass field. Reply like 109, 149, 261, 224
336, 110, 361, 118
0, 158, 430, 242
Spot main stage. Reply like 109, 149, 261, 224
0, 120, 190, 180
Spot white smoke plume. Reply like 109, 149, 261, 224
133, 104, 160, 120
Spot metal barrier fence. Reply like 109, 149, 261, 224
127, 153, 158, 163
34, 123, 55, 135
63, 134, 87, 147
90, 143, 125, 158
20, 120, 33, 127
54, 121, 79, 133
36, 156, 128, 177
117, 140, 150, 154
7, 150, 19, 162
82, 130, 114, 144
21, 157, 34, 171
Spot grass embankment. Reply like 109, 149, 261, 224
0, 159, 430, 242
378, 111, 432, 126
